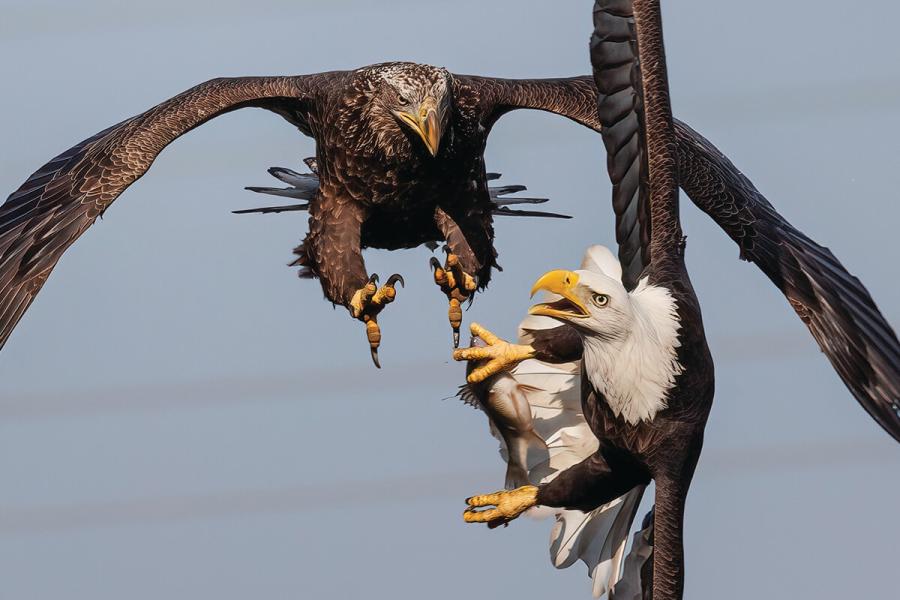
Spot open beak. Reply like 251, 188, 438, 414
528, 270, 589, 320
393, 97, 442, 157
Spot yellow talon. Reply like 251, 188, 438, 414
349, 279, 378, 319
452, 323, 536, 383
349, 274, 404, 367
431, 252, 479, 347
365, 317, 382, 368
463, 485, 539, 527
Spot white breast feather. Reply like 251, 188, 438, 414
582, 277, 683, 424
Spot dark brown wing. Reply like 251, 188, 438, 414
0, 74, 333, 350
453, 74, 602, 133
675, 120, 900, 442
590, 0, 681, 290
458, 60, 899, 439
590, 1, 648, 290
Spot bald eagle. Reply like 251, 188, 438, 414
454, 2, 899, 599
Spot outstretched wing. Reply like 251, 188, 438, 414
0, 74, 333, 350
452, 74, 602, 133
590, 1, 650, 291
591, 0, 683, 291
462, 52, 900, 440
674, 120, 900, 442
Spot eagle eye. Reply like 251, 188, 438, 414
591, 293, 610, 308
398, 94, 410, 106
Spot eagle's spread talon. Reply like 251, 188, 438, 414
350, 273, 404, 366
452, 322, 537, 383
430, 252, 477, 346
462, 485, 538, 527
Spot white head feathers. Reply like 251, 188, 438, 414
568, 245, 683, 424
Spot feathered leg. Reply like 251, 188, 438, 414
463, 450, 649, 528
535, 451, 650, 513
302, 190, 403, 367
431, 207, 491, 347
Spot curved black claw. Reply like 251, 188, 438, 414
368, 273, 379, 285
429, 257, 442, 272
371, 347, 381, 369
385, 273, 405, 288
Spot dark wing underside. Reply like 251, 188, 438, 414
466, 39, 900, 441
674, 120, 900, 441
590, 0, 651, 290
453, 74, 603, 134
0, 75, 329, 349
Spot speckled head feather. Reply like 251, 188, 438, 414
355, 62, 453, 158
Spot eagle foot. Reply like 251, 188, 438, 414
430, 251, 478, 347
452, 323, 536, 383
463, 485, 539, 528
349, 274, 404, 367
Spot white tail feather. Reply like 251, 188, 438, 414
609, 519, 654, 600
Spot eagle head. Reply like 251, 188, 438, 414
527, 267, 634, 340
362, 62, 452, 158
527, 245, 684, 424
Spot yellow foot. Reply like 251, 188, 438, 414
452, 323, 536, 383
463, 485, 539, 528
348, 273, 404, 368
430, 250, 478, 347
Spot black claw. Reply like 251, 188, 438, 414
453, 329, 460, 348
368, 273, 379, 285
370, 347, 381, 368
429, 257, 442, 271
442, 245, 451, 256
385, 273, 405, 288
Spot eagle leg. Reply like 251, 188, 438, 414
462, 485, 538, 529
430, 249, 478, 347
452, 322, 536, 383
349, 273, 404, 368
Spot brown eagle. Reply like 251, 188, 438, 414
0, 62, 601, 365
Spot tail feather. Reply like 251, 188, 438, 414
492, 207, 572, 219
267, 166, 319, 189
610, 509, 654, 600
491, 197, 550, 206
549, 486, 647, 598
243, 185, 315, 200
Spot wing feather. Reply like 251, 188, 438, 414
0, 75, 328, 349
675, 120, 900, 441
465, 69, 900, 440
590, 2, 649, 291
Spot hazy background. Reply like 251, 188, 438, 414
1, 1, 898, 598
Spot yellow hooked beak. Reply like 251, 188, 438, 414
528, 270, 589, 320
393, 97, 442, 157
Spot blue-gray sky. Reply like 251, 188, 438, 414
1, 1, 898, 598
